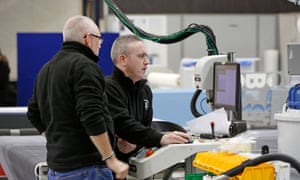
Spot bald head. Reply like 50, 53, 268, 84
62, 15, 99, 43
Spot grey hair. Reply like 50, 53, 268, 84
110, 34, 143, 64
62, 15, 98, 42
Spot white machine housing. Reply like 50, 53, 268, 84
194, 55, 227, 90
128, 141, 220, 179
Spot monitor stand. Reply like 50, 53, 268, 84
229, 120, 247, 137
227, 110, 247, 137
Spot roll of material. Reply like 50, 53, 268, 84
147, 72, 180, 87
264, 49, 279, 72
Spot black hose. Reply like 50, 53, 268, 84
223, 153, 300, 177
103, 0, 219, 55
190, 89, 203, 117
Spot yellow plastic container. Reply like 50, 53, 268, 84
192, 152, 275, 180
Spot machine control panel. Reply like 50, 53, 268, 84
128, 140, 220, 179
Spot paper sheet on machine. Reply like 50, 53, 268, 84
187, 108, 230, 135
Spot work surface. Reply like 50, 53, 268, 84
0, 132, 299, 180
0, 135, 46, 180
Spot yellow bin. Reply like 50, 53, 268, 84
193, 151, 274, 180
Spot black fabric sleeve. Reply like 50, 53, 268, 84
105, 80, 162, 147
73, 62, 109, 136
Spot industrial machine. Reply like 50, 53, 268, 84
191, 53, 247, 137
275, 83, 300, 165
128, 140, 220, 179
104, 0, 250, 178
3, 1, 296, 180
274, 43, 300, 174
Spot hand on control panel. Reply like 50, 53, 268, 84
160, 131, 191, 146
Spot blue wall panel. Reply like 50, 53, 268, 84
17, 32, 119, 106
99, 33, 119, 76
17, 33, 62, 106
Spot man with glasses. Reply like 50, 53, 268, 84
27, 15, 128, 180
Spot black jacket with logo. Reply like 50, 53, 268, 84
105, 67, 163, 162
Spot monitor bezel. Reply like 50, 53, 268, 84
212, 62, 241, 113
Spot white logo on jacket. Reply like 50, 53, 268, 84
144, 99, 149, 110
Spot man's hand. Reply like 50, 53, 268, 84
117, 138, 137, 154
106, 156, 129, 180
160, 131, 191, 146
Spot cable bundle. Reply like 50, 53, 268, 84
104, 0, 219, 55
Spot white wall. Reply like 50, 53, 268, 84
107, 13, 300, 85
1, 0, 299, 84
109, 14, 280, 74
278, 13, 300, 84
0, 0, 82, 81
106, 14, 182, 69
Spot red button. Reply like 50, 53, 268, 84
146, 149, 154, 157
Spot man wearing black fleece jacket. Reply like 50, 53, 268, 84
27, 15, 128, 180
105, 35, 190, 164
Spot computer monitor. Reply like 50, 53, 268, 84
213, 62, 242, 120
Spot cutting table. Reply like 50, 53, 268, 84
0, 135, 46, 180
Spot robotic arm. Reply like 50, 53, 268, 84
191, 54, 227, 117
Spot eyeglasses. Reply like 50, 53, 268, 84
83, 33, 103, 41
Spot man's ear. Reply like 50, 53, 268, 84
119, 54, 127, 66
83, 35, 91, 47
